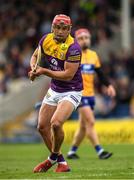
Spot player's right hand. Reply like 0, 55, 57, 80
28, 70, 37, 81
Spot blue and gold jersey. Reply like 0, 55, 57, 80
81, 49, 101, 96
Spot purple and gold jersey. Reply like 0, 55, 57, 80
39, 33, 83, 92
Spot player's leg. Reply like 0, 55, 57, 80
50, 100, 74, 172
67, 113, 86, 159
33, 103, 57, 173
80, 106, 112, 159
35, 90, 82, 173
51, 100, 74, 152
34, 88, 62, 173
34, 100, 75, 173
54, 91, 82, 172
80, 106, 100, 146
72, 113, 86, 147
37, 103, 57, 151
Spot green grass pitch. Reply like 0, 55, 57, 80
0, 144, 134, 179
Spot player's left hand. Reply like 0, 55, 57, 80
106, 85, 116, 98
33, 66, 45, 76
28, 66, 46, 80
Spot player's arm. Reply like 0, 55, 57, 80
29, 43, 81, 81
29, 34, 48, 81
30, 34, 47, 71
94, 52, 116, 97
31, 61, 79, 81
95, 67, 110, 87
95, 67, 116, 97
30, 48, 38, 71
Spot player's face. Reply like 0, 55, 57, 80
77, 34, 91, 50
52, 23, 71, 43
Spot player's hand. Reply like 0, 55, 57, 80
34, 66, 45, 76
106, 85, 116, 98
28, 70, 38, 81
29, 66, 45, 81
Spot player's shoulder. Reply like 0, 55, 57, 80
88, 49, 98, 56
67, 38, 81, 55
87, 49, 99, 59
39, 33, 53, 45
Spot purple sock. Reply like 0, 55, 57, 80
49, 152, 59, 161
57, 154, 66, 163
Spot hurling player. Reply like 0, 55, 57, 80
29, 15, 83, 172
67, 28, 116, 160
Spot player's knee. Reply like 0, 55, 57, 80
37, 123, 47, 133
51, 120, 62, 131
87, 119, 95, 128
37, 124, 43, 132
80, 125, 86, 132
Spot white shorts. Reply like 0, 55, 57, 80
42, 88, 82, 110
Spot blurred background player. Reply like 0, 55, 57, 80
67, 28, 116, 160
29, 14, 83, 173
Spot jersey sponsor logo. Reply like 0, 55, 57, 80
60, 43, 68, 50
81, 64, 95, 74
50, 64, 61, 71
50, 58, 62, 70
51, 58, 58, 66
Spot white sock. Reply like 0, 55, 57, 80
58, 161, 67, 165
68, 150, 76, 155
48, 156, 57, 164
97, 149, 104, 156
